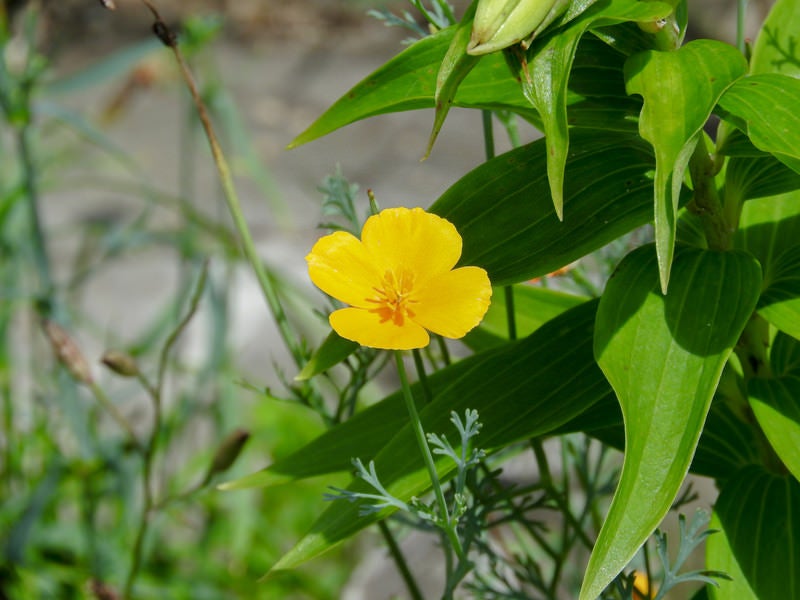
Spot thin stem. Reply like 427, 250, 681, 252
377, 520, 425, 600
482, 110, 518, 342
504, 286, 517, 340
17, 126, 54, 308
411, 348, 433, 404
394, 351, 464, 560
737, 0, 748, 55
481, 110, 495, 161
147, 13, 306, 374
89, 383, 143, 452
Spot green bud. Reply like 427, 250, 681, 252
468, 0, 568, 56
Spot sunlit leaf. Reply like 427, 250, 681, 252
223, 301, 608, 489
514, 0, 671, 218
295, 331, 358, 381
464, 284, 587, 350
709, 466, 800, 600
625, 40, 747, 291
717, 74, 800, 175
425, 1, 479, 158
736, 190, 800, 286
750, 0, 800, 78
287, 26, 535, 149
748, 376, 800, 481
707, 511, 758, 600
581, 244, 761, 600
240, 301, 614, 571
431, 130, 660, 286
758, 245, 800, 339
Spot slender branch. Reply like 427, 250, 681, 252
394, 352, 464, 560
377, 520, 425, 600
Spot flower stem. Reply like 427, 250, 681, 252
377, 520, 424, 600
393, 351, 464, 560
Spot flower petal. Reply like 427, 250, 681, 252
330, 307, 430, 350
306, 231, 382, 308
411, 266, 492, 339
361, 207, 462, 283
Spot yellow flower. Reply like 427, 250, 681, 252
306, 207, 492, 350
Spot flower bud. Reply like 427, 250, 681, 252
206, 429, 250, 480
468, 0, 568, 56
42, 320, 93, 385
100, 350, 140, 378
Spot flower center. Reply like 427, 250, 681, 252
368, 268, 418, 326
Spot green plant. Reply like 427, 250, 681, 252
223, 0, 800, 598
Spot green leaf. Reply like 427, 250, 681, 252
709, 466, 800, 600
758, 245, 800, 339
287, 26, 535, 149
691, 397, 761, 480
770, 331, 800, 376
707, 510, 758, 600
256, 302, 616, 572
736, 190, 800, 284
581, 244, 761, 600
624, 40, 748, 291
750, 0, 800, 77
465, 284, 587, 350
295, 331, 358, 381
725, 154, 800, 204
431, 130, 659, 286
748, 376, 800, 481
425, 1, 480, 158
222, 300, 609, 492
589, 396, 762, 481
717, 74, 800, 175
516, 0, 672, 218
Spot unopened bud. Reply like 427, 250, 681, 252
42, 320, 93, 385
101, 350, 140, 378
206, 429, 250, 480
468, 0, 568, 56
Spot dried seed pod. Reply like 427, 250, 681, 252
100, 350, 139, 378
42, 320, 93, 385
206, 429, 251, 480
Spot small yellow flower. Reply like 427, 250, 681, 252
306, 207, 492, 350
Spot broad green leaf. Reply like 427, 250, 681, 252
517, 0, 672, 218
691, 396, 761, 480
222, 300, 609, 492
717, 75, 800, 175
771, 331, 800, 376
425, 1, 480, 158
295, 331, 358, 381
464, 284, 587, 350
750, 0, 800, 77
581, 244, 761, 600
709, 466, 800, 600
287, 26, 535, 149
707, 511, 758, 600
263, 301, 616, 572
736, 190, 800, 285
725, 155, 800, 206
758, 245, 800, 339
748, 376, 800, 481
625, 40, 747, 291
589, 395, 762, 481
431, 130, 660, 286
